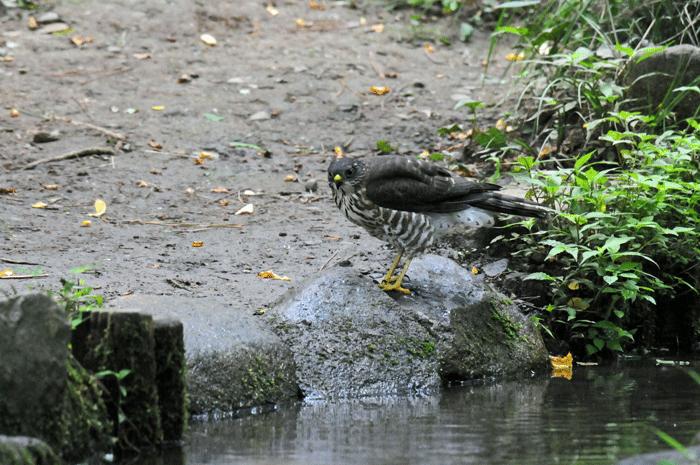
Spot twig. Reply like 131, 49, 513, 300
68, 120, 125, 140
80, 67, 132, 85
369, 51, 385, 79
24, 147, 115, 170
319, 250, 339, 272
0, 257, 42, 265
132, 220, 244, 228
0, 274, 50, 279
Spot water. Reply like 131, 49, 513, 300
141, 359, 700, 465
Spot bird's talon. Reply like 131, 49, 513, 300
378, 282, 411, 294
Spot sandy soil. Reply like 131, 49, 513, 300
1, 0, 519, 311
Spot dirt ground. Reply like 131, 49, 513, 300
1, 0, 519, 310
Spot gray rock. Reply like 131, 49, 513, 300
268, 267, 441, 400
481, 258, 509, 277
627, 44, 700, 121
0, 294, 71, 438
617, 446, 700, 465
104, 294, 298, 415
395, 255, 550, 380
0, 435, 62, 465
268, 254, 548, 400
249, 110, 270, 121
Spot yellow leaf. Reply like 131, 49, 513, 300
472, 267, 478, 274
568, 282, 579, 290
567, 297, 589, 310
152, 105, 164, 111
334, 146, 343, 156
266, 5, 279, 15
200, 33, 217, 45
32, 201, 48, 209
423, 44, 434, 53
258, 270, 291, 281
551, 353, 573, 379
370, 86, 389, 95
309, 0, 325, 10
10, 109, 19, 117
1, 269, 13, 277
370, 24, 384, 33
192, 241, 204, 247
88, 199, 107, 217
296, 18, 312, 27
81, 220, 91, 227
284, 174, 297, 182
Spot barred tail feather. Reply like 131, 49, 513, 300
471, 193, 548, 218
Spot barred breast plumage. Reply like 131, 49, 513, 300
328, 155, 547, 294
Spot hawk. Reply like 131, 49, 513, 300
328, 155, 547, 294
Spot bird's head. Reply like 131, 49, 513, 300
328, 157, 364, 194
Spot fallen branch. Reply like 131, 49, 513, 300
24, 147, 115, 170
0, 257, 42, 265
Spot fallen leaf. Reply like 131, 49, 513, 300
204, 113, 224, 121
192, 241, 204, 247
472, 267, 479, 274
200, 33, 217, 45
370, 86, 389, 95
235, 203, 254, 215
211, 186, 229, 193
32, 202, 48, 209
88, 199, 107, 217
258, 270, 290, 281
152, 106, 164, 111
1, 269, 14, 277
200, 152, 213, 159
323, 235, 341, 240
0, 188, 18, 195
424, 44, 435, 53
139, 181, 149, 187
309, 0, 325, 9
219, 199, 229, 206
133, 53, 151, 60
81, 220, 91, 227
10, 109, 19, 118
71, 36, 94, 46
334, 146, 343, 156
266, 5, 279, 15
296, 18, 312, 27
148, 140, 163, 149
370, 24, 384, 33
184, 188, 195, 194
568, 282, 580, 290
43, 185, 59, 190
284, 174, 297, 182
253, 309, 266, 315
28, 17, 37, 29
551, 353, 573, 379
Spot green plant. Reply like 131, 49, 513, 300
51, 266, 103, 329
499, 117, 699, 356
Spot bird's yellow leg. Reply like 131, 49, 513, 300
381, 252, 403, 283
379, 258, 412, 294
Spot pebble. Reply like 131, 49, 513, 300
33, 130, 60, 143
304, 179, 318, 192
36, 12, 60, 24
249, 111, 270, 121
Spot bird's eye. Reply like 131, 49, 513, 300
345, 167, 354, 177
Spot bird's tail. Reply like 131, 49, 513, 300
471, 192, 548, 218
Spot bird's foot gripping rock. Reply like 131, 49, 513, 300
378, 280, 411, 294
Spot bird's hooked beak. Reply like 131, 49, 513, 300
333, 173, 343, 187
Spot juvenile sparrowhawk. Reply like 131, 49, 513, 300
328, 155, 547, 294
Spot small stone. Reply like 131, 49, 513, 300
36, 12, 60, 24
304, 179, 318, 192
39, 23, 70, 34
249, 111, 270, 121
32, 130, 60, 143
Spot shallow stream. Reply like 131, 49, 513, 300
136, 358, 700, 464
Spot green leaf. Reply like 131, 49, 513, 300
524, 272, 556, 281
204, 113, 225, 121
495, 0, 540, 8
574, 151, 593, 170
603, 275, 618, 285
614, 43, 634, 57
459, 23, 474, 42
230, 141, 262, 150
593, 338, 604, 350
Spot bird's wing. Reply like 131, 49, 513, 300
363, 156, 501, 213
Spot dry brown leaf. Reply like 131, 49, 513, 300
133, 53, 152, 60
139, 181, 149, 187
148, 140, 163, 149
370, 24, 384, 33
10, 109, 19, 118
284, 174, 297, 182
0, 188, 17, 195
184, 188, 195, 194
28, 17, 37, 29
219, 199, 229, 206
309, 0, 325, 9
423, 44, 435, 53
211, 186, 230, 193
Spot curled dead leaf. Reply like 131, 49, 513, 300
296, 18, 312, 27
81, 220, 91, 227
266, 5, 279, 15
148, 140, 163, 149
152, 106, 164, 111
10, 109, 19, 118
211, 186, 230, 193
184, 187, 195, 194
370, 24, 384, 33
423, 44, 435, 53
370, 86, 389, 95
28, 17, 37, 29
32, 202, 48, 209
88, 199, 107, 217
43, 185, 59, 190
1, 269, 13, 277
472, 267, 479, 274
258, 270, 291, 281
0, 188, 18, 195
219, 199, 229, 206
133, 53, 151, 60
284, 174, 297, 182
192, 241, 204, 247
309, 0, 325, 9
235, 203, 254, 215
139, 181, 148, 187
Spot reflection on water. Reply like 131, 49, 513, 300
132, 359, 700, 465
